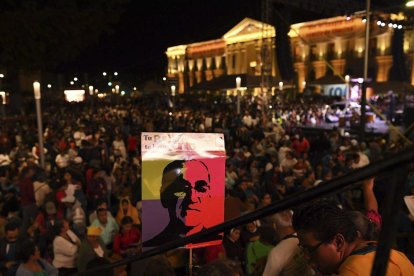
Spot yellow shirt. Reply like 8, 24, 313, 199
339, 249, 414, 276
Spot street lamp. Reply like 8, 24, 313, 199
115, 85, 120, 94
171, 85, 176, 97
47, 84, 52, 88
114, 72, 118, 76
88, 85, 94, 96
407, 0, 414, 7
360, 0, 371, 141
33, 81, 45, 168
103, 72, 107, 76
236, 77, 241, 115
0, 74, 4, 78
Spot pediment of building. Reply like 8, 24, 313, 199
223, 17, 275, 44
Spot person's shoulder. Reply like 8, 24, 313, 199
269, 237, 299, 257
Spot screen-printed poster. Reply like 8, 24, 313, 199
141, 132, 225, 249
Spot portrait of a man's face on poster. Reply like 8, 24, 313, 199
141, 133, 225, 249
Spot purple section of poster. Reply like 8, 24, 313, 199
142, 200, 170, 242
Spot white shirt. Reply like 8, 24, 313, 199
263, 236, 313, 276
351, 152, 370, 169
53, 230, 80, 268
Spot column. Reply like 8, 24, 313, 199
195, 58, 203, 83
311, 60, 327, 79
294, 62, 307, 92
213, 56, 224, 77
188, 71, 194, 87
178, 72, 185, 94
226, 47, 233, 75
410, 54, 414, 86
187, 60, 195, 87
330, 59, 346, 76
375, 55, 393, 82
235, 43, 242, 74
205, 57, 213, 81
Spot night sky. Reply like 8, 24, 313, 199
66, 0, 408, 82
72, 0, 260, 81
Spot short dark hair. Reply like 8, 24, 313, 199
52, 219, 65, 236
5, 221, 19, 232
292, 201, 358, 243
17, 239, 36, 262
348, 211, 379, 241
121, 216, 133, 225
97, 208, 107, 215
96, 198, 108, 208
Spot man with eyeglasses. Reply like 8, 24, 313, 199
143, 159, 222, 247
292, 201, 414, 275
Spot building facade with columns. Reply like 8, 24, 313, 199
166, 15, 414, 94
166, 18, 278, 94
290, 14, 414, 92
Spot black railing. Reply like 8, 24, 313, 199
76, 146, 414, 276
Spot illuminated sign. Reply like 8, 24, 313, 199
0, 91, 8, 104
64, 90, 85, 102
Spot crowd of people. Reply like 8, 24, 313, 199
0, 93, 413, 275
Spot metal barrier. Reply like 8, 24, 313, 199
76, 146, 414, 276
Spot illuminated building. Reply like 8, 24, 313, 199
166, 15, 414, 94
166, 18, 278, 94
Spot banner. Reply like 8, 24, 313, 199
141, 132, 226, 249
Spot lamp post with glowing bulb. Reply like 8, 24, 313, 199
171, 85, 176, 111
236, 77, 241, 114
359, 0, 371, 141
88, 85, 94, 109
33, 81, 45, 168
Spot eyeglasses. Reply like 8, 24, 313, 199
298, 240, 324, 255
